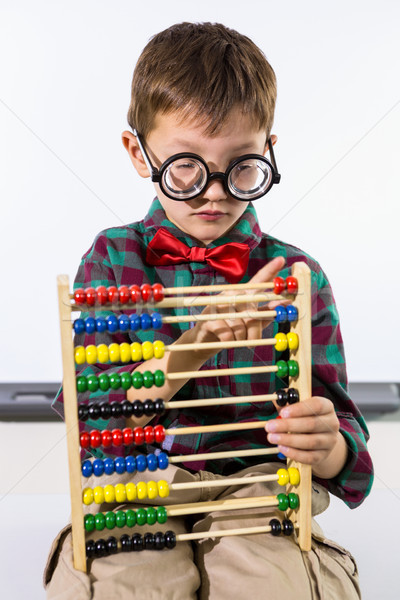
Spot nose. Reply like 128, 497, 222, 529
203, 172, 227, 202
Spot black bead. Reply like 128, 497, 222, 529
94, 539, 107, 557
165, 530, 176, 549
144, 532, 155, 550
120, 534, 132, 552
154, 398, 165, 415
154, 531, 165, 550
106, 536, 118, 554
88, 403, 101, 420
276, 389, 288, 407
282, 519, 294, 536
78, 404, 89, 421
132, 400, 144, 418
132, 533, 144, 551
121, 400, 133, 418
288, 388, 300, 404
143, 399, 154, 416
99, 402, 112, 419
269, 519, 282, 536
110, 401, 122, 418
86, 539, 95, 558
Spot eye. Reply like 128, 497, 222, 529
176, 163, 196, 170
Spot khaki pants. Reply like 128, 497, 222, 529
44, 464, 361, 600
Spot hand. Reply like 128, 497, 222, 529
265, 396, 349, 479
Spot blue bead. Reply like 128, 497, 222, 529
151, 313, 163, 329
114, 457, 126, 474
136, 455, 147, 472
129, 314, 141, 331
146, 454, 158, 472
82, 460, 93, 478
157, 452, 169, 470
277, 452, 286, 460
140, 314, 152, 331
103, 458, 115, 475
118, 314, 130, 332
95, 317, 107, 333
73, 318, 85, 335
286, 305, 298, 322
125, 455, 136, 474
274, 305, 287, 323
93, 459, 105, 477
85, 317, 96, 334
106, 314, 119, 333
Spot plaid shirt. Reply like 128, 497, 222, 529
53, 198, 373, 509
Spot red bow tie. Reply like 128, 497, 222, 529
146, 229, 250, 283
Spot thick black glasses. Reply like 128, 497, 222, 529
133, 130, 281, 202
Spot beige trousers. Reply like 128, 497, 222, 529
44, 464, 361, 600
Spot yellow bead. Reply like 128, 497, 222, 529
97, 344, 109, 363
93, 485, 105, 504
120, 342, 132, 363
103, 484, 115, 503
274, 333, 288, 352
142, 341, 154, 361
287, 332, 299, 351
114, 483, 127, 503
288, 467, 300, 486
85, 345, 98, 364
137, 481, 148, 500
130, 342, 143, 362
147, 480, 158, 500
153, 340, 165, 359
75, 346, 86, 365
108, 343, 121, 363
157, 480, 170, 498
126, 482, 137, 501
82, 487, 94, 505
277, 468, 289, 486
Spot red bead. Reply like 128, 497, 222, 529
112, 429, 123, 446
118, 286, 130, 304
134, 427, 145, 446
141, 284, 153, 302
85, 287, 96, 306
107, 286, 119, 303
80, 431, 90, 448
96, 285, 108, 305
101, 430, 113, 448
273, 277, 285, 295
144, 425, 155, 444
154, 425, 166, 444
74, 288, 86, 305
152, 283, 164, 302
286, 277, 298, 293
129, 285, 141, 303
90, 430, 102, 448
123, 427, 134, 445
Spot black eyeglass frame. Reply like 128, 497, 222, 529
133, 129, 281, 202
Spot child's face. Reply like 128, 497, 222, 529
123, 109, 274, 245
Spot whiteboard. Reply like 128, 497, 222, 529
1, 0, 399, 383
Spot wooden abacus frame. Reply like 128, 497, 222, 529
57, 261, 312, 573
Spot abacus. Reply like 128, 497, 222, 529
57, 262, 312, 572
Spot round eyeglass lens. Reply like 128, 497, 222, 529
162, 157, 207, 199
228, 158, 273, 200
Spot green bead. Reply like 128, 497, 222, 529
132, 371, 144, 389
120, 372, 132, 390
288, 360, 299, 377
156, 506, 168, 524
276, 360, 288, 378
288, 493, 299, 509
154, 369, 165, 387
142, 371, 154, 389
95, 513, 106, 531
277, 493, 289, 511
115, 510, 126, 528
109, 373, 121, 390
125, 509, 136, 527
84, 514, 95, 532
76, 376, 88, 393
98, 373, 110, 391
136, 508, 147, 526
105, 511, 116, 529
87, 375, 99, 392
146, 507, 157, 525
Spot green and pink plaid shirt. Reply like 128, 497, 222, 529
53, 198, 373, 508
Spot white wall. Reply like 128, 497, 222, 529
1, 0, 399, 383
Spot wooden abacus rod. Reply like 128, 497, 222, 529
166, 364, 279, 381
162, 310, 277, 323
169, 447, 279, 464
162, 281, 277, 294
166, 494, 284, 516
170, 473, 282, 492
166, 337, 278, 353
176, 522, 297, 542
165, 392, 277, 410
165, 420, 268, 437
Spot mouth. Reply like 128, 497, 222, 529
195, 210, 226, 221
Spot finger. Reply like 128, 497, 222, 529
265, 415, 335, 435
267, 431, 336, 451
272, 445, 329, 466
278, 397, 334, 419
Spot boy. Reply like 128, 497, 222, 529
45, 22, 373, 599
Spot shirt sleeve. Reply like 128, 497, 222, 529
309, 265, 374, 508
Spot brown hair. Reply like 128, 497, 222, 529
127, 22, 277, 139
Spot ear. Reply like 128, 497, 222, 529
121, 130, 151, 178
265, 134, 278, 153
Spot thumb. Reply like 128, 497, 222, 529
249, 256, 286, 284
